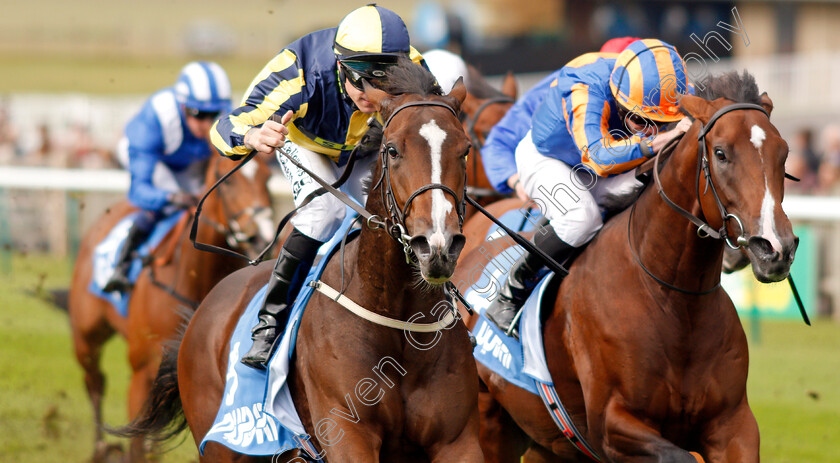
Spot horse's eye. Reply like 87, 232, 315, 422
387, 146, 399, 158
462, 146, 472, 159
714, 147, 727, 161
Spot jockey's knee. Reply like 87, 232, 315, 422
291, 195, 346, 242
547, 199, 602, 247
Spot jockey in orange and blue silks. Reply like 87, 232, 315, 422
481, 37, 640, 201
485, 39, 694, 337
211, 5, 431, 369
103, 61, 232, 294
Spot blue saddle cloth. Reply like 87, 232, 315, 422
464, 245, 555, 394
201, 218, 359, 459
484, 206, 542, 241
465, 245, 603, 460
88, 211, 184, 317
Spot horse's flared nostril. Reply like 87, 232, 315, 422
447, 234, 466, 260
748, 237, 778, 261
409, 235, 432, 260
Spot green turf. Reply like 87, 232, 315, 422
1, 253, 838, 461
0, 254, 195, 462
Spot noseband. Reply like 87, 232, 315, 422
370, 100, 468, 262
654, 102, 769, 250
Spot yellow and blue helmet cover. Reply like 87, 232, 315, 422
333, 4, 411, 61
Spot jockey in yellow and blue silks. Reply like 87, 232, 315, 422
211, 4, 429, 369
103, 61, 231, 293
486, 39, 694, 337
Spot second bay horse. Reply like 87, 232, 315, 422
456, 71, 797, 462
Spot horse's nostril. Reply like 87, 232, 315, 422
748, 237, 776, 261
448, 234, 466, 259
409, 236, 431, 258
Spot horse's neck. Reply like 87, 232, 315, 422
174, 198, 238, 293
352, 195, 447, 318
630, 135, 724, 296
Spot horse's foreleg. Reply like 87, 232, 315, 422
425, 410, 484, 463
697, 400, 759, 463
602, 403, 704, 463
476, 389, 529, 463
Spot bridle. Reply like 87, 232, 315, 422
369, 100, 468, 263
629, 102, 770, 295
655, 102, 769, 250
461, 95, 513, 198
200, 171, 273, 255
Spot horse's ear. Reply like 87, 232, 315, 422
759, 92, 774, 116
362, 80, 390, 111
447, 76, 467, 108
501, 71, 518, 99
678, 95, 716, 124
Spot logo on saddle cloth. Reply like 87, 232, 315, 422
464, 246, 555, 395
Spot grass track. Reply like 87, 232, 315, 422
1, 253, 838, 461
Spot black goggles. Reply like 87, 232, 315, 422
185, 107, 221, 120
340, 59, 396, 90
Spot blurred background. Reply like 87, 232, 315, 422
1, 1, 838, 462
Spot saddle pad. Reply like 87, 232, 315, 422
465, 245, 555, 394
466, 245, 600, 460
484, 206, 542, 242
201, 217, 360, 458
88, 211, 184, 317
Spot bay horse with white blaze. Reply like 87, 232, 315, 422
69, 153, 274, 462
123, 60, 483, 462
456, 71, 797, 462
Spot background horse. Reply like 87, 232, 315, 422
456, 71, 797, 462
461, 65, 517, 216
120, 60, 482, 462
68, 153, 274, 462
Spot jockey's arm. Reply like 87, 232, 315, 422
211, 50, 305, 160
126, 149, 169, 211
537, 83, 653, 177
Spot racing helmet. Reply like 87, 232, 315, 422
334, 4, 411, 86
609, 39, 688, 123
174, 61, 232, 114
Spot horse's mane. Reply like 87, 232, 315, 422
466, 64, 508, 99
692, 70, 762, 105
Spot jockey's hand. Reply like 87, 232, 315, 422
244, 110, 293, 155
169, 192, 199, 209
507, 174, 530, 202
650, 117, 693, 155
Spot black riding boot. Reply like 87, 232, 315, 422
103, 222, 149, 293
241, 229, 322, 369
485, 226, 575, 338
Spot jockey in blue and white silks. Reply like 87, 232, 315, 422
485, 39, 694, 337
104, 61, 232, 293
211, 5, 430, 369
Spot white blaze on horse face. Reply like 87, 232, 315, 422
750, 125, 765, 151
240, 160, 258, 180
419, 119, 452, 250
752, 124, 783, 254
